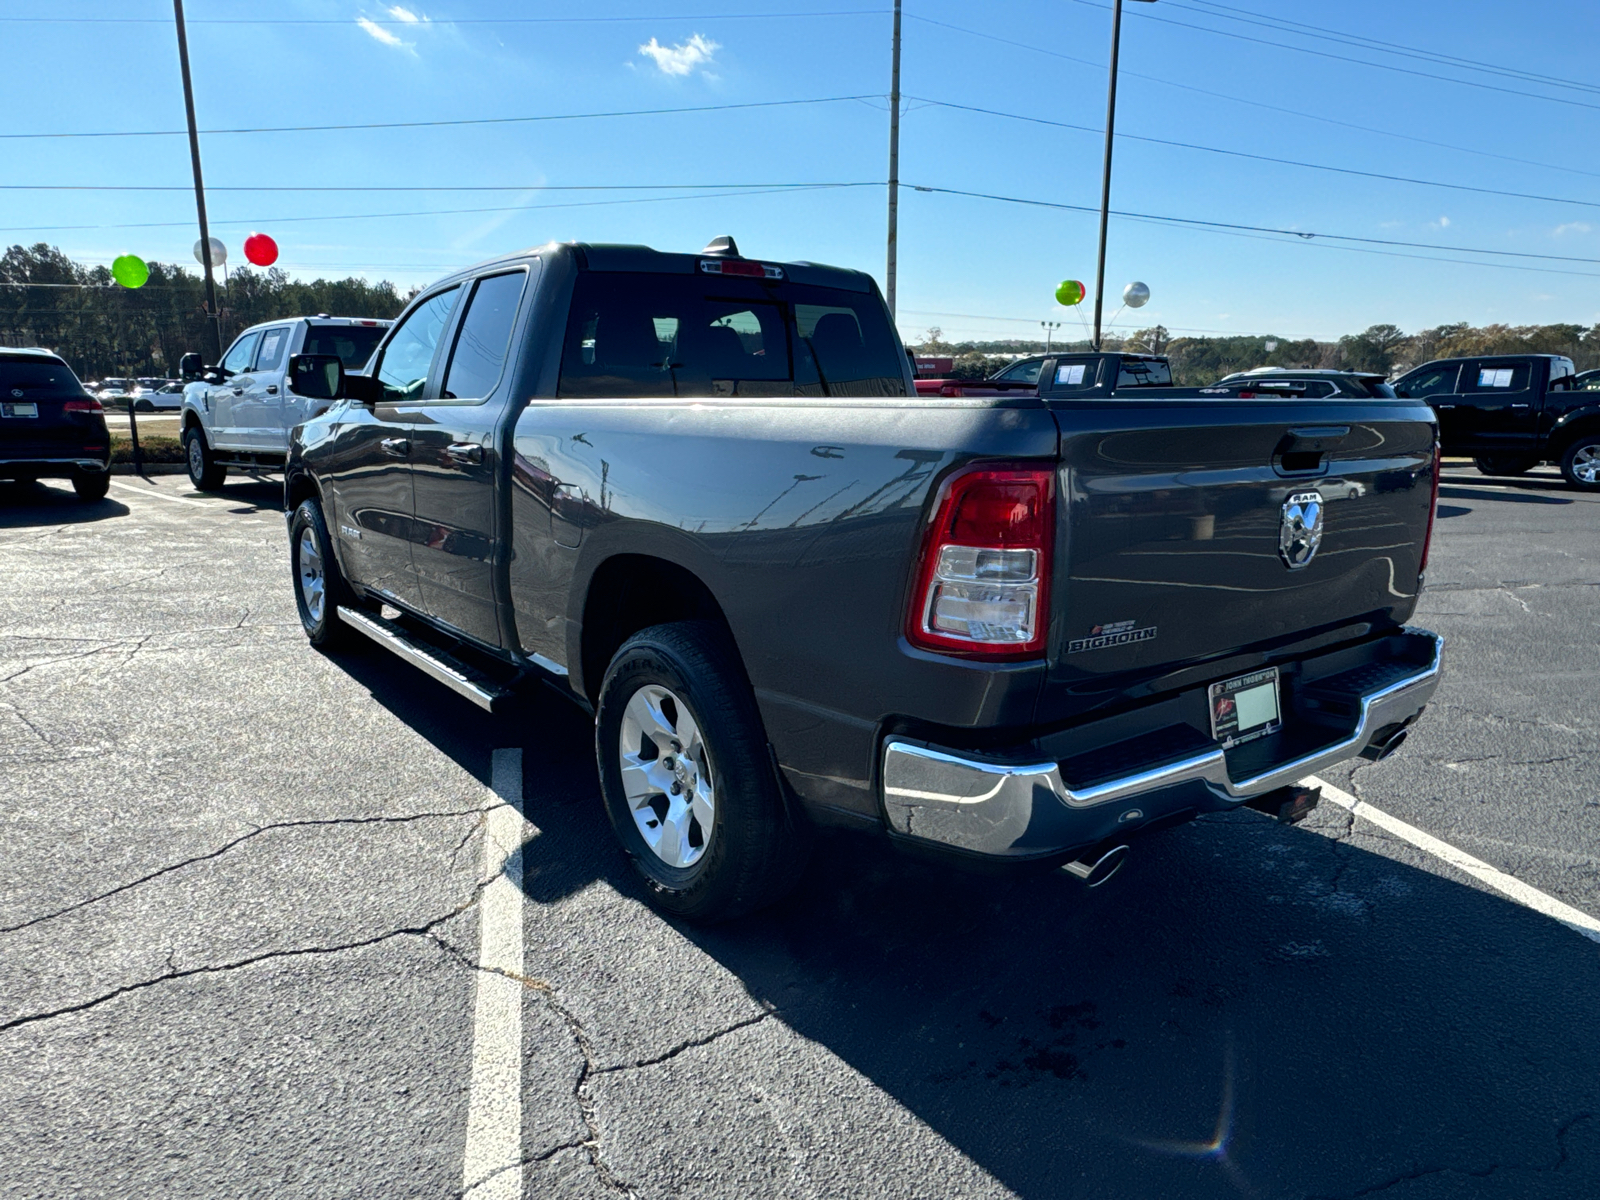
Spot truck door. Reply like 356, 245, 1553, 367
1393, 361, 1463, 451
235, 324, 291, 449
324, 286, 461, 612
1451, 358, 1540, 451
207, 330, 260, 450
407, 268, 531, 648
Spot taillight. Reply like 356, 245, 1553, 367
699, 258, 783, 280
906, 463, 1055, 659
64, 398, 103, 413
1419, 434, 1441, 574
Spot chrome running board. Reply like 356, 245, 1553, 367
336, 605, 514, 713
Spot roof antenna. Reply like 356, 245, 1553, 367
701, 235, 740, 257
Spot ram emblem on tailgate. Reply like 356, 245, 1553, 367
1279, 490, 1324, 569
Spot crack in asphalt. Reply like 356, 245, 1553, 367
0, 807, 493, 936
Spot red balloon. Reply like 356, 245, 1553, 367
243, 232, 279, 267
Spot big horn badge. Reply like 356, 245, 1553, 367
1279, 491, 1324, 569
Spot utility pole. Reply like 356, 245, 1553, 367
885, 0, 902, 320
173, 0, 222, 366
1090, 0, 1156, 351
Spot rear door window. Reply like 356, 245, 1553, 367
441, 271, 527, 401
1051, 357, 1100, 390
1466, 361, 1530, 391
253, 326, 291, 373
1116, 358, 1171, 388
558, 272, 905, 399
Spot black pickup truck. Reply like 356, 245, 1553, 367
1392, 353, 1600, 489
282, 239, 1444, 920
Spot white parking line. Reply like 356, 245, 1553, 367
461, 749, 530, 1199
106, 480, 213, 508
1305, 775, 1600, 945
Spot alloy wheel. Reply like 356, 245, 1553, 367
1573, 444, 1600, 485
617, 684, 716, 869
297, 527, 326, 624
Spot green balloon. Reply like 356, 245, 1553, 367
112, 254, 149, 289
1055, 279, 1086, 306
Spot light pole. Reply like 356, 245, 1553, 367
1091, 0, 1157, 351
1040, 320, 1062, 354
886, 0, 902, 320
173, 0, 222, 366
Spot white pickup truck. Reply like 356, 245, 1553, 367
179, 315, 391, 489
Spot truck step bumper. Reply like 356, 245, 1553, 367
336, 605, 515, 713
881, 628, 1443, 859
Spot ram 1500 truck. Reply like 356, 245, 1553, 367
1392, 353, 1600, 489
177, 315, 392, 490
281, 239, 1444, 921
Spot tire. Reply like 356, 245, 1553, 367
134, 399, 154, 413
1474, 453, 1537, 477
595, 621, 809, 922
71, 470, 110, 502
288, 497, 355, 649
184, 425, 226, 491
1559, 434, 1600, 491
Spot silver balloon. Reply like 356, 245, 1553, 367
1122, 281, 1150, 308
192, 236, 227, 267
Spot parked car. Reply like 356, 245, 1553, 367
1571, 368, 1600, 392
1392, 353, 1600, 488
177, 315, 392, 489
281, 238, 1444, 921
95, 378, 136, 401
1, 348, 111, 501
1217, 367, 1397, 398
133, 382, 185, 412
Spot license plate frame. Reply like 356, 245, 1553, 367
1, 401, 39, 418
1209, 666, 1283, 748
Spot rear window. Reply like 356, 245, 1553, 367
558, 272, 906, 399
1117, 358, 1172, 388
0, 356, 87, 398
303, 324, 387, 371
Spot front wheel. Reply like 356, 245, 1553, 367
288, 498, 354, 649
134, 399, 154, 413
1560, 435, 1600, 491
184, 425, 226, 491
1474, 453, 1537, 477
595, 621, 809, 922
71, 470, 110, 502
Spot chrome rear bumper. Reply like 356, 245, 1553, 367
881, 628, 1443, 858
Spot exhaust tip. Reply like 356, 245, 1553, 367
1361, 725, 1410, 762
1062, 844, 1130, 888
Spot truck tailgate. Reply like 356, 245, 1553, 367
1049, 399, 1437, 702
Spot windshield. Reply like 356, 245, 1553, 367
303, 324, 388, 371
558, 271, 906, 399
0, 357, 88, 398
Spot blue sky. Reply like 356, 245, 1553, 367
4, 0, 1599, 344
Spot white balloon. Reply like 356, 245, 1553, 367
1122, 281, 1150, 308
193, 236, 227, 267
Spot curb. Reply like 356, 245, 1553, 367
110, 464, 189, 475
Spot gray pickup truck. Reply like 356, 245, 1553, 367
282, 238, 1444, 921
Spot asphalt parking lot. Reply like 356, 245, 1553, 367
2, 465, 1597, 1200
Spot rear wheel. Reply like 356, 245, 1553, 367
1559, 435, 1600, 491
1474, 453, 1537, 477
184, 425, 226, 491
288, 498, 354, 649
71, 470, 110, 502
595, 621, 809, 922
133, 399, 154, 413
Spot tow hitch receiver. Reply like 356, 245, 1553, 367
1245, 783, 1321, 825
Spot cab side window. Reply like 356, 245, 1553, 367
995, 359, 1043, 384
1394, 364, 1459, 398
254, 326, 291, 373
221, 332, 261, 375
376, 287, 460, 403
441, 272, 526, 401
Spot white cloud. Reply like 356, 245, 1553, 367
638, 33, 719, 77
1554, 221, 1592, 237
388, 5, 424, 22
1430, 216, 1451, 229
357, 16, 408, 48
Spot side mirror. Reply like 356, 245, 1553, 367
287, 353, 345, 401
179, 352, 204, 382
343, 372, 383, 406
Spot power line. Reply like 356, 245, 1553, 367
0, 182, 874, 193
911, 96, 1600, 213
1063, 0, 1600, 115
0, 94, 878, 141
903, 14, 1600, 182
0, 9, 888, 24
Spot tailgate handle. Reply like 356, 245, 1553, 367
1283, 425, 1349, 452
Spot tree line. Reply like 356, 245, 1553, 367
0, 243, 409, 381
915, 320, 1600, 385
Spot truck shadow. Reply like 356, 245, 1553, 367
336, 646, 1600, 1199
0, 481, 130, 526
1439, 484, 1574, 506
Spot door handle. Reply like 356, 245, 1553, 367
266, 385, 279, 395
445, 442, 483, 465
232, 387, 244, 395
380, 437, 410, 457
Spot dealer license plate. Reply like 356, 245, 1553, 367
1209, 667, 1282, 748
1, 402, 39, 418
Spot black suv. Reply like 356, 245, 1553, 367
1393, 353, 1600, 489
0, 348, 111, 501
